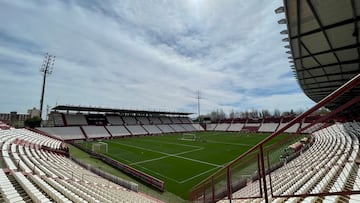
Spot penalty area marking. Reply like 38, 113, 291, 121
134, 164, 184, 183
108, 141, 222, 167
179, 166, 221, 184
135, 164, 221, 184
106, 139, 238, 184
129, 147, 204, 166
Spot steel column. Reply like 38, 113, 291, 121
260, 145, 268, 202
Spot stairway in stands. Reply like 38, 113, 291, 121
0, 156, 6, 168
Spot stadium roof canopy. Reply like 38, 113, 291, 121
51, 105, 193, 116
280, 0, 360, 114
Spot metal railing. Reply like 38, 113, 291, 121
189, 73, 360, 202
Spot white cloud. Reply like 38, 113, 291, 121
0, 0, 315, 116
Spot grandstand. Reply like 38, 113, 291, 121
214, 123, 230, 132
81, 126, 111, 139
258, 123, 279, 133
2, 0, 360, 202
206, 123, 217, 131
40, 126, 85, 140
242, 119, 262, 132
142, 124, 163, 134
39, 105, 204, 141
222, 122, 360, 202
258, 117, 281, 133
0, 127, 160, 202
189, 0, 360, 202
204, 116, 323, 134
169, 124, 187, 133
105, 125, 131, 137
227, 123, 244, 132
156, 124, 175, 133
105, 115, 124, 125
126, 125, 148, 135
189, 82, 360, 203
64, 114, 88, 126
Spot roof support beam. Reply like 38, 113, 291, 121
293, 43, 360, 60
298, 70, 360, 81
306, 0, 344, 81
299, 41, 330, 82
296, 0, 319, 89
290, 16, 360, 40
296, 59, 359, 72
351, 0, 360, 70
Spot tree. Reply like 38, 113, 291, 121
295, 108, 304, 115
229, 109, 236, 119
215, 108, 226, 120
24, 116, 42, 128
274, 109, 281, 117
250, 108, 259, 118
205, 108, 227, 122
314, 107, 330, 115
261, 109, 271, 118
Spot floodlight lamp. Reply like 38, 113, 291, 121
275, 6, 285, 14
280, 30, 288, 35
278, 19, 286, 24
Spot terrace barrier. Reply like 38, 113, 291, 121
70, 156, 139, 192
73, 142, 165, 191
189, 73, 360, 202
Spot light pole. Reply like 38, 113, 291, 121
39, 53, 55, 119
196, 90, 202, 122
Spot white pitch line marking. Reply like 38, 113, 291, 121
179, 167, 221, 184
108, 141, 222, 167
130, 147, 204, 166
135, 164, 183, 183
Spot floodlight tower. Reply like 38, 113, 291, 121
196, 90, 202, 121
39, 53, 55, 119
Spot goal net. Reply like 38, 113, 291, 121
180, 133, 197, 141
92, 142, 108, 153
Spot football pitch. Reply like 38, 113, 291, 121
80, 132, 287, 199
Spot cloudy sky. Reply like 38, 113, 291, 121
0, 0, 314, 117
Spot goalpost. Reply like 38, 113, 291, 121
180, 133, 197, 141
92, 142, 108, 153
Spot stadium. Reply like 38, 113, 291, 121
1, 0, 360, 203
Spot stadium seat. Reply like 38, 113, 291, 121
0, 128, 160, 203
227, 123, 360, 202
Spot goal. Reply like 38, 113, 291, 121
92, 142, 108, 153
180, 133, 197, 141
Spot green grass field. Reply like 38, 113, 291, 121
77, 132, 290, 199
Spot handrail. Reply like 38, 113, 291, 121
190, 73, 360, 201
